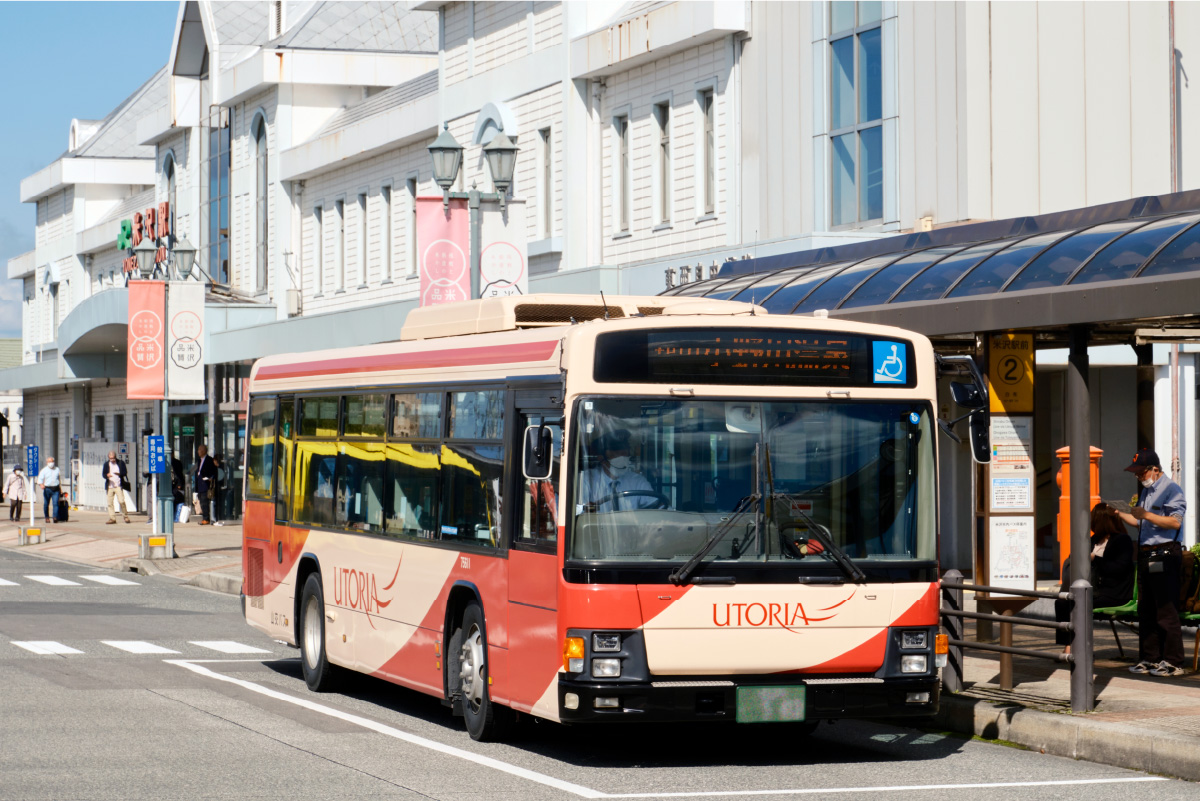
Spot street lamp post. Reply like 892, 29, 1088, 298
130, 235, 198, 556
427, 122, 519, 299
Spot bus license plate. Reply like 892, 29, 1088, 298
736, 686, 806, 723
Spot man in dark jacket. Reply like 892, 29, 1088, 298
101, 451, 131, 524
194, 445, 218, 525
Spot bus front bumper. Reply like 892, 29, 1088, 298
556, 676, 940, 723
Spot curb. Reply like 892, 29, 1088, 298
935, 693, 1200, 782
114, 556, 242, 596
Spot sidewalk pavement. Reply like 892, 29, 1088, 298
935, 594, 1200, 782
0, 506, 242, 595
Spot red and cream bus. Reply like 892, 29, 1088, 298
242, 294, 969, 741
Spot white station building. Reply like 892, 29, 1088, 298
4, 0, 1200, 577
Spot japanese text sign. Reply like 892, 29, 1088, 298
148, 436, 166, 474
127, 281, 165, 399
417, 197, 469, 307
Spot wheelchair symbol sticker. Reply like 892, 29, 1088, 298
873, 341, 907, 384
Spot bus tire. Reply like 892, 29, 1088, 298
451, 601, 512, 742
300, 573, 339, 692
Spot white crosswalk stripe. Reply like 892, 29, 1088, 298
11, 641, 84, 655
25, 575, 82, 586
189, 641, 271, 654
0, 578, 18, 586
101, 641, 180, 654
78, 575, 140, 586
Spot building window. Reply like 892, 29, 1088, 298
406, 178, 418, 275
49, 284, 59, 335
95, 415, 105, 440
701, 89, 715, 215
654, 102, 671, 225
616, 115, 630, 233
380, 185, 392, 282
114, 413, 125, 444
830, 0, 883, 227
205, 113, 231, 284
253, 116, 268, 292
334, 199, 345, 291
357, 192, 368, 287
313, 206, 324, 295
539, 127, 552, 238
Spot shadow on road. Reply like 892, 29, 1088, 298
262, 659, 968, 767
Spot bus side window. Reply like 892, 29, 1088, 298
439, 443, 503, 548
246, 396, 276, 498
293, 442, 338, 528
518, 415, 562, 546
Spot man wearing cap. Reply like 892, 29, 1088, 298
1116, 448, 1188, 677
578, 430, 660, 512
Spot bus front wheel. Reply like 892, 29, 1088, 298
300, 573, 339, 692
451, 601, 512, 742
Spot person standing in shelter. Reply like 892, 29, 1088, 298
194, 445, 218, 526
101, 451, 131, 524
5, 466, 26, 521
1116, 448, 1189, 677
37, 457, 62, 523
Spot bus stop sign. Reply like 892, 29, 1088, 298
148, 436, 166, 474
26, 445, 38, 475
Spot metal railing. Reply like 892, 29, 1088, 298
940, 568, 1094, 712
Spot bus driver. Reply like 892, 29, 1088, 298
578, 430, 659, 512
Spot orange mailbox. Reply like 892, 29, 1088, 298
1055, 446, 1103, 577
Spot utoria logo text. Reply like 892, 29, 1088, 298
711, 591, 855, 633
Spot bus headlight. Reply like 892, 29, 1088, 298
901, 654, 928, 674
592, 658, 621, 678
901, 631, 927, 649
593, 633, 621, 652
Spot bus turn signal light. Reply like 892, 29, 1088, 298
935, 634, 948, 654
563, 637, 585, 672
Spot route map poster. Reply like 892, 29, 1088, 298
988, 516, 1036, 597
989, 415, 1034, 513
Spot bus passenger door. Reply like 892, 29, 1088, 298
506, 392, 563, 714
270, 395, 298, 590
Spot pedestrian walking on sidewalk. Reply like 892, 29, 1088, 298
101, 451, 131, 524
194, 445, 218, 526
5, 466, 26, 521
1055, 503, 1135, 652
1117, 448, 1189, 677
37, 457, 62, 523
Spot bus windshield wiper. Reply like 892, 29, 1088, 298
780, 498, 867, 584
669, 494, 758, 586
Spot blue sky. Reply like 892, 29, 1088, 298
0, 2, 179, 338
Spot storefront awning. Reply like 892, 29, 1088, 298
665, 189, 1200, 344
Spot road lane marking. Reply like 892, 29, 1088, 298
102, 641, 180, 654
25, 575, 82, 586
79, 575, 140, 586
165, 660, 1170, 799
189, 641, 271, 654
602, 777, 1170, 797
166, 659, 605, 798
0, 578, 18, 586
11, 641, 84, 655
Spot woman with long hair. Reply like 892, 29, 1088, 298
1055, 502, 1136, 652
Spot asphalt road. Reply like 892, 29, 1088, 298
2, 546, 1196, 801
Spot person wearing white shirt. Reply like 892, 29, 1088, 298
37, 457, 63, 523
577, 430, 660, 512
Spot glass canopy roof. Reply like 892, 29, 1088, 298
664, 209, 1200, 315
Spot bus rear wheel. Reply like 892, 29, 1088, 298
300, 573, 339, 692
451, 601, 512, 742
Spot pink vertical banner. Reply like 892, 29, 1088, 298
127, 280, 165, 399
417, 197, 470, 306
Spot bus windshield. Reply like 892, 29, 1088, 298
569, 398, 936, 566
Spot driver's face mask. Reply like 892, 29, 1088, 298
607, 456, 633, 474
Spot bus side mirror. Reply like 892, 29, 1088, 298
968, 410, 991, 464
523, 425, 554, 480
950, 381, 985, 410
